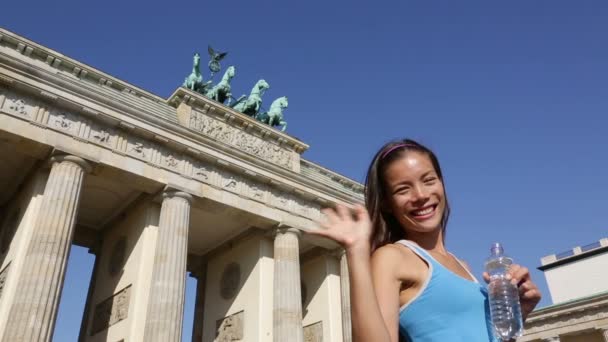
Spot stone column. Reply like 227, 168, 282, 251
143, 189, 192, 342
273, 226, 304, 342
190, 261, 207, 342
339, 250, 353, 342
601, 328, 608, 342
1, 154, 91, 342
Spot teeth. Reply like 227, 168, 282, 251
413, 206, 434, 216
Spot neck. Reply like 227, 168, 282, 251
406, 228, 447, 254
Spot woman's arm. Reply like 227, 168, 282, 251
309, 204, 400, 342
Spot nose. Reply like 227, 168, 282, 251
411, 185, 430, 204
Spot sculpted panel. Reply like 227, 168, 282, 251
215, 311, 244, 342
91, 285, 131, 335
1, 90, 36, 120
303, 321, 323, 342
189, 109, 293, 169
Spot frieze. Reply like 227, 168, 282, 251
270, 190, 293, 212
242, 182, 268, 203
190, 157, 217, 184
91, 285, 131, 335
89, 122, 116, 148
1, 90, 35, 120
190, 109, 293, 169
293, 196, 321, 220
48, 109, 80, 136
126, 137, 149, 161
0, 89, 323, 220
524, 304, 608, 334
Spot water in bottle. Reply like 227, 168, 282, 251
485, 243, 523, 341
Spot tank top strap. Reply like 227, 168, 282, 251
394, 240, 436, 265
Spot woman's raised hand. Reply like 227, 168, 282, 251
310, 204, 373, 253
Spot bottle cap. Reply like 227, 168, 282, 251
490, 242, 504, 256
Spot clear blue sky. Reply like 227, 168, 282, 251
2, 1, 608, 341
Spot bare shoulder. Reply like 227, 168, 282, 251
371, 243, 425, 281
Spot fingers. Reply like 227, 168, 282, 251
521, 288, 542, 302
508, 264, 530, 287
353, 204, 371, 224
482, 272, 490, 284
320, 207, 340, 227
335, 204, 352, 221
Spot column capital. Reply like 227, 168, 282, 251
272, 224, 301, 238
50, 153, 92, 173
162, 188, 193, 204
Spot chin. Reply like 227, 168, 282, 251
402, 220, 443, 235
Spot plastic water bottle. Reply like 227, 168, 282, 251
485, 243, 523, 341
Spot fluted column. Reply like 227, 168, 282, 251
273, 226, 304, 342
1, 154, 91, 342
338, 250, 353, 342
143, 190, 192, 342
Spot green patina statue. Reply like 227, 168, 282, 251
205, 66, 235, 105
208, 45, 228, 77
232, 79, 270, 117
183, 53, 210, 93
256, 96, 288, 131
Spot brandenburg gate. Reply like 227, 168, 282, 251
0, 27, 361, 342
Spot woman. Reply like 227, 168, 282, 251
310, 139, 541, 342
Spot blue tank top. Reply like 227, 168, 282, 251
396, 240, 498, 342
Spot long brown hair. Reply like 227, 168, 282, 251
364, 139, 451, 251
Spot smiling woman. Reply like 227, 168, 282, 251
308, 139, 542, 342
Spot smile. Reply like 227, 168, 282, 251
410, 205, 437, 220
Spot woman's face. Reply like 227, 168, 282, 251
383, 151, 446, 235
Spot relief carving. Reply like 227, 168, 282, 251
7, 98, 27, 115
91, 129, 111, 144
293, 197, 321, 220
55, 114, 72, 130
193, 162, 213, 181
246, 183, 267, 202
524, 304, 608, 334
271, 190, 292, 211
128, 142, 146, 158
91, 285, 131, 335
215, 311, 244, 342
303, 321, 323, 342
164, 154, 180, 169
189, 110, 293, 169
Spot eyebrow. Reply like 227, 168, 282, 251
388, 169, 437, 188
420, 170, 437, 179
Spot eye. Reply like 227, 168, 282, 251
393, 186, 410, 194
424, 177, 437, 185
